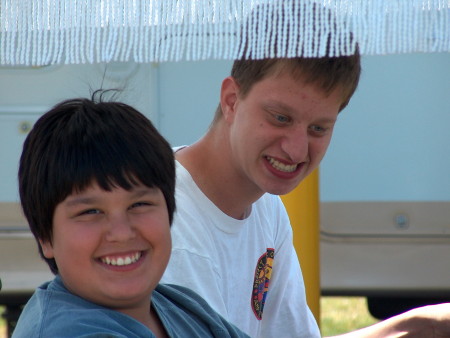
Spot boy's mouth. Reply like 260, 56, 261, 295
100, 251, 142, 266
266, 156, 298, 173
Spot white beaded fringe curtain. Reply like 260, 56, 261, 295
1, 0, 449, 66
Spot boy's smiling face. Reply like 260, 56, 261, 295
223, 70, 343, 198
40, 181, 171, 312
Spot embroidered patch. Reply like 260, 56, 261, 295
251, 248, 275, 320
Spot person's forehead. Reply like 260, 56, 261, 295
254, 66, 321, 92
66, 179, 157, 200
250, 69, 346, 113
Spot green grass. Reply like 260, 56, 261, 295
320, 296, 379, 336
0, 306, 6, 338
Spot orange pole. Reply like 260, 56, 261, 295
281, 169, 320, 323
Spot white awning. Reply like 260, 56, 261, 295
1, 0, 449, 65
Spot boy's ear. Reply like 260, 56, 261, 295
39, 238, 55, 259
220, 76, 240, 124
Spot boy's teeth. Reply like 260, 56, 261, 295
101, 252, 141, 266
267, 157, 297, 173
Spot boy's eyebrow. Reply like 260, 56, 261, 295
264, 100, 294, 113
265, 100, 337, 123
131, 186, 160, 198
65, 196, 98, 207
64, 186, 160, 207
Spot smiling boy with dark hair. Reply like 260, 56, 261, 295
13, 92, 248, 338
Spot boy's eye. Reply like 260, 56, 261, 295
274, 114, 289, 123
268, 111, 290, 125
130, 202, 152, 209
309, 124, 331, 135
129, 201, 158, 214
80, 209, 101, 215
310, 125, 324, 132
73, 208, 103, 221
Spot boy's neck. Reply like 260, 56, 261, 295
176, 130, 264, 220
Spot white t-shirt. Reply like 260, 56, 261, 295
161, 160, 320, 338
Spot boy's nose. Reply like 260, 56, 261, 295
105, 215, 136, 242
281, 128, 308, 163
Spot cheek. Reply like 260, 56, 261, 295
149, 223, 172, 268
311, 138, 332, 160
152, 221, 171, 243
163, 230, 172, 257
142, 215, 171, 247
51, 225, 99, 262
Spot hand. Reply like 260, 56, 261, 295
327, 302, 450, 338
407, 303, 450, 337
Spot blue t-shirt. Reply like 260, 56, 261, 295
13, 276, 248, 337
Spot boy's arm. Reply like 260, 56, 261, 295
328, 303, 450, 338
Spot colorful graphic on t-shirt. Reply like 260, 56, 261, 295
251, 248, 275, 320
